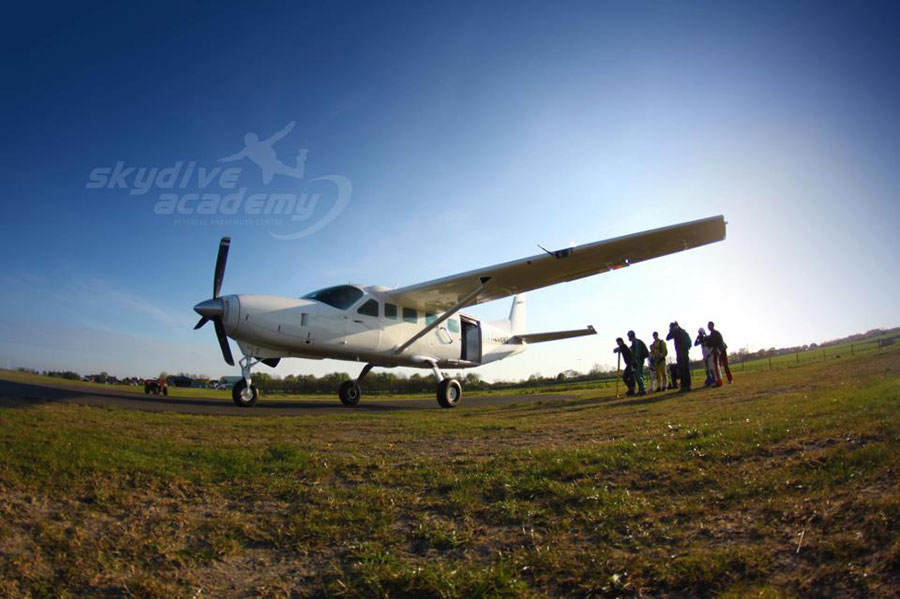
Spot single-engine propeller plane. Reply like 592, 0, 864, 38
193, 215, 726, 408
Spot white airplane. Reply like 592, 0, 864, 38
193, 215, 726, 408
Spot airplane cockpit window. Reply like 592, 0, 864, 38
302, 285, 364, 310
358, 299, 379, 317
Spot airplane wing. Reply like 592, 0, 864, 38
383, 215, 726, 311
511, 325, 597, 345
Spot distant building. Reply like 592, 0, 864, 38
220, 375, 243, 390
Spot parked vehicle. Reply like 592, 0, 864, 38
144, 378, 168, 396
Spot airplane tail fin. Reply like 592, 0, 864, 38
509, 294, 526, 335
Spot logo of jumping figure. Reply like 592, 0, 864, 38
219, 121, 308, 184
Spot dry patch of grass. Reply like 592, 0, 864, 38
1, 350, 898, 598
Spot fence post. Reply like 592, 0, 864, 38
822, 349, 826, 361
796, 352, 799, 364
768, 356, 772, 370
851, 343, 854, 356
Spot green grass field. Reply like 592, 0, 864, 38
1, 349, 898, 598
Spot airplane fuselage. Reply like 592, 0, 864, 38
217, 286, 525, 371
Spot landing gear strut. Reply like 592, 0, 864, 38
232, 355, 260, 407
428, 361, 462, 408
338, 363, 373, 406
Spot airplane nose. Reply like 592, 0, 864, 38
194, 297, 225, 319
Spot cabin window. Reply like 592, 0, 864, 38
403, 307, 417, 323
300, 313, 309, 326
358, 299, 379, 317
384, 303, 397, 319
425, 313, 436, 325
447, 318, 459, 333
302, 285, 363, 310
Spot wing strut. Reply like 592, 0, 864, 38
393, 277, 492, 355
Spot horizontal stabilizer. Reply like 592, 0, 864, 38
511, 325, 596, 344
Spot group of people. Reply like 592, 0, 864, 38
613, 321, 733, 396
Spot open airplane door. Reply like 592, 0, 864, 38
460, 315, 482, 363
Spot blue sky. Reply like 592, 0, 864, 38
1, 1, 898, 380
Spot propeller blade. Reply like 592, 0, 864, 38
214, 318, 235, 366
193, 316, 210, 330
213, 236, 231, 298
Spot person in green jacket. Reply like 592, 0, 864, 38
649, 331, 668, 392
627, 330, 649, 396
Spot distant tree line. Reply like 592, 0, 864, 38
244, 364, 621, 396
41, 369, 88, 381
248, 371, 492, 395
730, 326, 899, 362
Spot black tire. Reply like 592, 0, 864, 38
232, 379, 259, 407
437, 378, 462, 408
338, 380, 361, 406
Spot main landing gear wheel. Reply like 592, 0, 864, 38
437, 378, 462, 408
232, 379, 259, 407
339, 380, 361, 406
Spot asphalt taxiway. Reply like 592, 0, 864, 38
0, 376, 574, 416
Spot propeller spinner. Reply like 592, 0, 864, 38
193, 236, 235, 366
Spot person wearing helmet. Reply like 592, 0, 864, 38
695, 327, 715, 387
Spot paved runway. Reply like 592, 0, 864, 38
0, 376, 574, 416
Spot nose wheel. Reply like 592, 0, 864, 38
232, 378, 259, 407
232, 355, 260, 407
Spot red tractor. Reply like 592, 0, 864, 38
144, 378, 169, 396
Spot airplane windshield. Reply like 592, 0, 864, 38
302, 285, 364, 310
